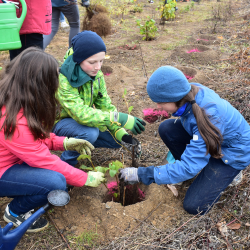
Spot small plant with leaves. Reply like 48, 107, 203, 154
157, 0, 176, 21
77, 154, 123, 199
122, 88, 134, 114
136, 18, 158, 41
131, 4, 143, 13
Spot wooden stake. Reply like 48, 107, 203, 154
123, 186, 126, 206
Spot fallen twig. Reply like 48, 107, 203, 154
48, 213, 72, 250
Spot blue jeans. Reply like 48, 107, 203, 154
43, 5, 80, 49
158, 119, 240, 214
0, 163, 67, 215
60, 12, 66, 22
52, 118, 121, 166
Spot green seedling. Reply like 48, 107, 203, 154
136, 18, 158, 41
156, 0, 176, 21
122, 88, 133, 114
77, 154, 124, 199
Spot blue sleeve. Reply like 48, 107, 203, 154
138, 166, 155, 185
154, 126, 211, 185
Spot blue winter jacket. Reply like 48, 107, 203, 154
138, 83, 250, 185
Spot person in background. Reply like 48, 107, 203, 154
119, 66, 248, 215
0, 47, 105, 232
44, 0, 89, 49
60, 12, 69, 28
0, 0, 52, 60
53, 31, 146, 167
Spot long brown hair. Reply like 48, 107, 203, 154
0, 47, 59, 140
176, 85, 223, 159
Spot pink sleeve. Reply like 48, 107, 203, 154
1, 117, 87, 187
42, 133, 66, 151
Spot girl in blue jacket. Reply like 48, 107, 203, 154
119, 66, 250, 215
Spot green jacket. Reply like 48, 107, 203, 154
55, 48, 126, 141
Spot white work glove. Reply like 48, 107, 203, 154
63, 137, 94, 156
118, 167, 139, 185
85, 171, 106, 187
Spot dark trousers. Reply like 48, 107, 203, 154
158, 119, 240, 214
9, 33, 43, 60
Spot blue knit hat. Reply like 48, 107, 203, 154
147, 66, 191, 103
71, 31, 106, 64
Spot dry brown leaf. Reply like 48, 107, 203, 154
245, 223, 250, 226
167, 184, 178, 197
227, 223, 241, 230
216, 221, 227, 236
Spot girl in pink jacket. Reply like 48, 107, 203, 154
0, 47, 105, 232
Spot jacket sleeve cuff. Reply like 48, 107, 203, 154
115, 128, 127, 141
138, 166, 155, 185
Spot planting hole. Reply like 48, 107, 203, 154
101, 65, 113, 75
103, 181, 145, 206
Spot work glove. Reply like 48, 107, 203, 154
85, 171, 106, 187
63, 137, 94, 156
121, 134, 142, 158
110, 112, 146, 135
81, 0, 90, 7
119, 167, 139, 185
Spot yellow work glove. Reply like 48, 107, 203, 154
63, 137, 94, 156
85, 171, 106, 187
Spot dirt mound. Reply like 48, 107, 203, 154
188, 35, 220, 45
170, 44, 219, 65
176, 66, 209, 84
52, 182, 185, 241
82, 5, 111, 37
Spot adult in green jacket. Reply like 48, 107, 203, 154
53, 31, 146, 166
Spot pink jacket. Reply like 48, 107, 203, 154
0, 108, 87, 187
0, 0, 52, 35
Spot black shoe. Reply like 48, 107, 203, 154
3, 204, 49, 233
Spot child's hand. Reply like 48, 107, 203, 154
63, 138, 94, 156
119, 167, 139, 185
110, 112, 146, 135
85, 171, 106, 187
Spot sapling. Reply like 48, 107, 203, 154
136, 18, 158, 41
77, 154, 123, 199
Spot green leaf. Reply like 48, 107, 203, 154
95, 166, 109, 173
0, 67, 2, 71
123, 88, 127, 96
111, 160, 123, 170
109, 169, 117, 177
79, 165, 93, 170
77, 155, 91, 161
128, 106, 134, 114
113, 193, 118, 198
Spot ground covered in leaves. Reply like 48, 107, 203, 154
0, 0, 250, 249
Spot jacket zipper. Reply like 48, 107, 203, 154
174, 117, 180, 124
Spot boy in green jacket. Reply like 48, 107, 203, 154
53, 31, 146, 166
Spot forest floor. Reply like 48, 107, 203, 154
0, 0, 250, 249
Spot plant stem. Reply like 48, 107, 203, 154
115, 174, 120, 197
138, 42, 148, 81
103, 182, 109, 191
89, 159, 96, 171
123, 186, 126, 206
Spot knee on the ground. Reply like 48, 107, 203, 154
183, 197, 206, 215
